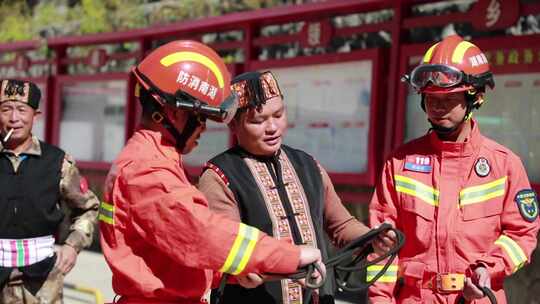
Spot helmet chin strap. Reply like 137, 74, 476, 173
140, 88, 202, 151
155, 112, 201, 152
428, 103, 473, 136
423, 91, 477, 136
428, 119, 459, 135
174, 114, 201, 152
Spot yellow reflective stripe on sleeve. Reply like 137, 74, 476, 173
219, 223, 260, 275
460, 177, 507, 206
494, 234, 528, 273
423, 43, 439, 63
452, 41, 475, 64
366, 265, 398, 282
98, 201, 114, 225
395, 175, 439, 206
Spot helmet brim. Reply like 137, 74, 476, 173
421, 84, 473, 94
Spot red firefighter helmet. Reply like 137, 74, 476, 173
407, 35, 494, 94
133, 40, 238, 123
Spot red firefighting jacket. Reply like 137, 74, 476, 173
368, 120, 539, 304
99, 128, 300, 304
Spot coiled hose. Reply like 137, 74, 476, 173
215, 223, 405, 304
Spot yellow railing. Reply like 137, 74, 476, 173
64, 282, 104, 304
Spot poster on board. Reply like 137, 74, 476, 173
271, 60, 373, 174
59, 81, 126, 162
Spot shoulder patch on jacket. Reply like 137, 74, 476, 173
79, 176, 89, 194
204, 162, 230, 187
515, 189, 539, 222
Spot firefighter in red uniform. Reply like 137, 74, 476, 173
99, 40, 325, 304
368, 35, 539, 303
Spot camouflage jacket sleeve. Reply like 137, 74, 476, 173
58, 154, 99, 252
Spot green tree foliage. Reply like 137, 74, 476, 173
77, 0, 111, 34
0, 0, 307, 43
0, 2, 32, 42
107, 0, 148, 31
32, 1, 71, 37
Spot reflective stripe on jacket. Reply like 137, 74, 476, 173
368, 120, 539, 304
99, 128, 300, 303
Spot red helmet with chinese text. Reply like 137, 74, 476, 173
133, 40, 238, 123
406, 35, 495, 95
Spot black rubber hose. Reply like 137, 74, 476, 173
457, 286, 497, 304
215, 223, 405, 304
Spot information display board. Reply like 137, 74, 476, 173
271, 60, 373, 174
58, 80, 127, 163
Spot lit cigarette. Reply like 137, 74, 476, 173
3, 128, 14, 143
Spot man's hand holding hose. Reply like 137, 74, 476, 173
237, 246, 326, 289
372, 224, 398, 257
298, 245, 326, 287
463, 266, 491, 301
457, 266, 497, 304
222, 224, 405, 304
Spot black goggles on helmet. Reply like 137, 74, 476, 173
171, 91, 238, 124
403, 64, 494, 91
134, 68, 239, 124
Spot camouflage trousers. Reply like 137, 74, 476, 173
0, 267, 64, 304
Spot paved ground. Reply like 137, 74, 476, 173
63, 251, 355, 304
63, 250, 114, 304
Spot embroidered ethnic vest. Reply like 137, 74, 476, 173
0, 141, 64, 288
206, 145, 335, 304
0, 141, 65, 239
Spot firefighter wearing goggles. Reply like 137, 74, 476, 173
99, 41, 325, 304
404, 34, 494, 136
368, 35, 539, 303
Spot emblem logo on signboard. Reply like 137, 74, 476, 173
486, 0, 501, 27
300, 19, 332, 49
471, 0, 519, 30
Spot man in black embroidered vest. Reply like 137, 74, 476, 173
0, 79, 99, 303
199, 71, 395, 304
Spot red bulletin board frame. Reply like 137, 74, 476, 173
50, 73, 134, 171
394, 34, 540, 192
3, 0, 537, 198
248, 48, 384, 186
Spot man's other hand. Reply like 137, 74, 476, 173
55, 244, 78, 274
